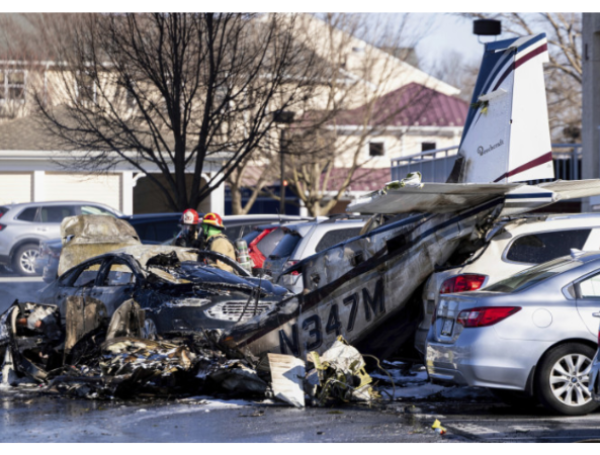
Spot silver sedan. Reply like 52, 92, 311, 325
426, 251, 600, 416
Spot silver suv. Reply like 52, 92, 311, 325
264, 217, 366, 294
0, 201, 122, 276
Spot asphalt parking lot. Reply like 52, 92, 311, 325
0, 272, 47, 312
2, 390, 600, 442
2, 272, 600, 442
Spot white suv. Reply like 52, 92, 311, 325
264, 217, 366, 293
415, 213, 600, 355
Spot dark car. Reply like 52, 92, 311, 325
120, 213, 182, 244
39, 245, 290, 336
36, 213, 183, 282
37, 213, 314, 283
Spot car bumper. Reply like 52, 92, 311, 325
426, 327, 548, 391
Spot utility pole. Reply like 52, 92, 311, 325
279, 128, 287, 215
273, 110, 295, 215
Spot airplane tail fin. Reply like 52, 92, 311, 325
454, 34, 553, 184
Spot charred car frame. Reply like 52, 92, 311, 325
40, 245, 290, 337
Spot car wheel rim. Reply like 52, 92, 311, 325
549, 353, 593, 407
20, 249, 39, 274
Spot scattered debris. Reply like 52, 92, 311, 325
305, 336, 380, 406
268, 353, 305, 408
431, 419, 447, 436
207, 359, 268, 395
1, 302, 389, 408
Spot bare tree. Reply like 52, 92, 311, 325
227, 137, 280, 215
428, 50, 479, 102
266, 13, 436, 216
464, 13, 582, 141
11, 13, 321, 211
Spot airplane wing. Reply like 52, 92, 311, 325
347, 182, 524, 214
537, 180, 600, 200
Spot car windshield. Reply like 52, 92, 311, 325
269, 232, 301, 259
484, 257, 582, 293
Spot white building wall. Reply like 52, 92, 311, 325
0, 172, 32, 204
0, 151, 225, 214
43, 172, 122, 212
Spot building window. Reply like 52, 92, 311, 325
116, 82, 137, 109
421, 142, 436, 152
0, 70, 26, 102
369, 141, 385, 157
75, 72, 97, 105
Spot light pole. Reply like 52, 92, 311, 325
273, 110, 295, 215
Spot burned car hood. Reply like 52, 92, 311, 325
174, 261, 288, 296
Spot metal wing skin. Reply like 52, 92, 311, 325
537, 180, 600, 201
348, 183, 523, 214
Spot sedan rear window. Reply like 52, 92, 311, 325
506, 229, 591, 264
269, 233, 301, 259
485, 257, 582, 293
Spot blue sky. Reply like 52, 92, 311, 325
412, 14, 484, 68
366, 13, 517, 72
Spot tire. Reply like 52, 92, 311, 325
490, 389, 539, 409
12, 243, 41, 277
535, 343, 599, 416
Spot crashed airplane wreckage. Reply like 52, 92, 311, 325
222, 34, 600, 359
3, 34, 600, 402
0, 216, 384, 403
0, 299, 381, 405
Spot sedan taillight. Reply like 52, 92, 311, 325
440, 274, 487, 294
0, 224, 6, 231
457, 306, 521, 328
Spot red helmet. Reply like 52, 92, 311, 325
181, 209, 200, 225
202, 212, 224, 229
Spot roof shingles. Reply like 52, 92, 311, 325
334, 82, 468, 128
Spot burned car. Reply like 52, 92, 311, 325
40, 244, 290, 337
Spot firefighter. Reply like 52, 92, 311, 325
173, 209, 204, 249
201, 212, 236, 273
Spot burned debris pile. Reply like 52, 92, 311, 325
0, 300, 384, 407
